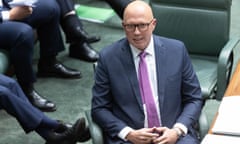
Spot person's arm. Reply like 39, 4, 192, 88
177, 44, 203, 128
0, 6, 32, 23
9, 6, 32, 20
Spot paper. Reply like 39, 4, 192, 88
8, 0, 37, 7
75, 4, 115, 23
211, 96, 240, 136
201, 134, 240, 144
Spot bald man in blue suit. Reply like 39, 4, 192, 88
92, 1, 203, 144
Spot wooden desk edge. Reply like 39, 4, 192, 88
208, 60, 240, 134
224, 60, 240, 96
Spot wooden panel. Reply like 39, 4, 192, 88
209, 60, 240, 134
224, 60, 240, 96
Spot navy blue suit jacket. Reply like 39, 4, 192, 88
92, 35, 203, 144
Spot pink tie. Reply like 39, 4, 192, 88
138, 51, 161, 128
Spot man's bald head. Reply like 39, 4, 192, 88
121, 0, 156, 50
123, 0, 154, 22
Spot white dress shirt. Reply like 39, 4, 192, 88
0, 1, 10, 21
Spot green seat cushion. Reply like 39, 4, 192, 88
191, 56, 218, 99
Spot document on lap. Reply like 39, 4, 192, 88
8, 0, 38, 7
211, 96, 240, 136
201, 134, 240, 144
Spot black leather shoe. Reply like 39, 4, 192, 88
69, 42, 99, 62
66, 26, 101, 44
61, 15, 101, 44
55, 120, 91, 142
75, 27, 101, 44
25, 89, 56, 112
86, 35, 101, 44
45, 118, 86, 144
37, 61, 81, 79
78, 127, 91, 142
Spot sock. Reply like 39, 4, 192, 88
40, 118, 59, 129
61, 15, 83, 32
35, 119, 59, 140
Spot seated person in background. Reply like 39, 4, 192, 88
91, 1, 203, 144
56, 0, 100, 62
0, 0, 81, 112
0, 74, 90, 144
105, 0, 132, 19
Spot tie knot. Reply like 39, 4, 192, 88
139, 51, 147, 59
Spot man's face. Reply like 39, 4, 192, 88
122, 17, 156, 51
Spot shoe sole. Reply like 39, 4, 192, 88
69, 54, 98, 63
37, 72, 82, 79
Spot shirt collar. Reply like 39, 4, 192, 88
130, 35, 154, 59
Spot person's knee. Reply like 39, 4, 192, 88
0, 86, 12, 100
7, 78, 19, 89
0, 75, 18, 90
19, 25, 35, 43
38, 0, 60, 18
14, 24, 34, 51
5, 23, 34, 46
10, 23, 34, 58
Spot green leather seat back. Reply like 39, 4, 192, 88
151, 0, 231, 56
190, 55, 218, 99
150, 0, 232, 99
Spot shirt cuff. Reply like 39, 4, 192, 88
118, 126, 134, 141
173, 123, 188, 136
2, 11, 10, 21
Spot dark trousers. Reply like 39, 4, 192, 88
56, 0, 83, 28
105, 0, 132, 19
0, 74, 44, 133
0, 0, 65, 85
56, 0, 75, 17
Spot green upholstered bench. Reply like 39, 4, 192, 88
0, 49, 9, 74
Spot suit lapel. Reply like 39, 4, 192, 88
119, 40, 144, 111
118, 37, 167, 113
153, 36, 167, 114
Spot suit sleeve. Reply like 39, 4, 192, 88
91, 52, 128, 138
177, 44, 203, 129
